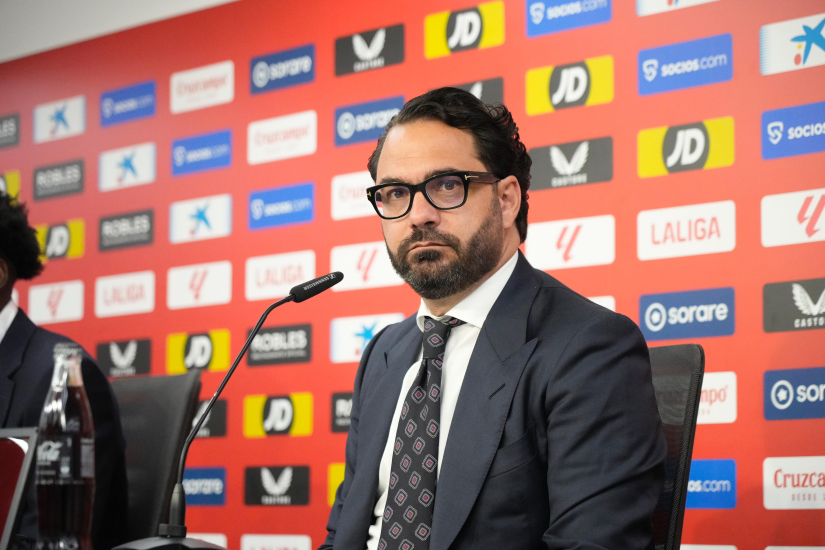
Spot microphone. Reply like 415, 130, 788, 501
114, 272, 344, 550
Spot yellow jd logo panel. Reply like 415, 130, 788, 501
328, 463, 345, 506
638, 116, 734, 178
425, 1, 505, 59
35, 219, 85, 261
244, 393, 313, 438
526, 55, 614, 115
0, 171, 20, 199
166, 329, 230, 374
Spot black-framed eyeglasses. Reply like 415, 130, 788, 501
366, 171, 500, 220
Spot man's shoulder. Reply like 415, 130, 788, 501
15, 311, 99, 373
370, 314, 419, 354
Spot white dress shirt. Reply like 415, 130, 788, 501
366, 251, 518, 550
0, 298, 18, 346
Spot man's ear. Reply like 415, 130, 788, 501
497, 175, 521, 230
0, 258, 8, 289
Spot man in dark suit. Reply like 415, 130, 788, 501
0, 193, 128, 549
322, 88, 666, 550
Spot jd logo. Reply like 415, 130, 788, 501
447, 8, 483, 52
263, 398, 294, 434
767, 121, 784, 144
184, 334, 213, 369
550, 63, 591, 108
45, 225, 70, 258
663, 123, 710, 172
643, 59, 659, 82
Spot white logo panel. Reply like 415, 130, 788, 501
169, 194, 233, 243
95, 271, 155, 318
189, 535, 227, 548
760, 13, 825, 75
170, 60, 234, 113
764, 456, 825, 509
28, 280, 84, 325
33, 95, 86, 143
525, 215, 615, 270
330, 241, 403, 291
636, 0, 719, 16
698, 371, 737, 425
99, 142, 157, 191
761, 188, 825, 247
247, 110, 317, 165
638, 200, 736, 260
241, 535, 311, 550
330, 313, 405, 363
167, 261, 232, 310
331, 171, 375, 220
245, 250, 316, 301
588, 296, 616, 312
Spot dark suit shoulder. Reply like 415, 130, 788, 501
368, 314, 418, 356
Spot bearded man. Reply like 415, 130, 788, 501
321, 88, 666, 550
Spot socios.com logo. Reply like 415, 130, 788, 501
765, 366, 825, 420
334, 96, 403, 146
640, 287, 735, 341
248, 182, 314, 230
638, 34, 732, 95
762, 100, 825, 160
171, 130, 232, 176
685, 459, 736, 509
527, 0, 611, 37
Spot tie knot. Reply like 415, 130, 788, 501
421, 316, 464, 359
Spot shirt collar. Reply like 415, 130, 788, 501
0, 297, 19, 346
416, 250, 518, 331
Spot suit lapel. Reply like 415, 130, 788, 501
431, 252, 542, 550
0, 309, 36, 425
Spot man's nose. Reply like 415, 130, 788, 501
407, 190, 440, 228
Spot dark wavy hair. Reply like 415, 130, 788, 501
367, 87, 531, 242
0, 193, 43, 281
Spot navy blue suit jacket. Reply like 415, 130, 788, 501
322, 252, 666, 550
0, 308, 128, 550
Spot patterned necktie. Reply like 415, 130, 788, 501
378, 316, 466, 550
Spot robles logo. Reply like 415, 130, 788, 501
251, 44, 314, 93
248, 325, 311, 366
0, 113, 20, 149
527, 0, 611, 37
335, 97, 403, 146
765, 367, 825, 420
34, 160, 84, 200
526, 55, 613, 115
425, 2, 505, 59
335, 25, 405, 76
762, 100, 825, 160
332, 393, 353, 433
686, 459, 736, 509
243, 393, 313, 437
166, 330, 230, 374
638, 34, 732, 95
35, 220, 84, 261
640, 287, 734, 341
638, 117, 734, 178
99, 210, 153, 251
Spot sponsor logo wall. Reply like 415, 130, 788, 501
1, 0, 822, 547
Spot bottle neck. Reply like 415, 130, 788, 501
52, 343, 84, 389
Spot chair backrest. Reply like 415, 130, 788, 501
111, 371, 201, 540
649, 344, 704, 550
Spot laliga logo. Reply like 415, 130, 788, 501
666, 128, 705, 168
173, 146, 187, 167
771, 380, 795, 410
337, 112, 356, 140
643, 59, 659, 82
448, 10, 482, 50
767, 121, 784, 144
250, 198, 265, 220
551, 66, 588, 105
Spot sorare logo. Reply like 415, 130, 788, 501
764, 277, 825, 333
335, 97, 403, 146
527, 0, 611, 37
172, 130, 232, 175
765, 366, 825, 421
638, 34, 732, 95
183, 467, 226, 506
243, 393, 313, 437
526, 55, 613, 115
686, 459, 736, 509
762, 100, 825, 160
530, 137, 613, 190
100, 81, 156, 126
251, 44, 314, 93
760, 12, 825, 75
638, 117, 734, 178
249, 183, 314, 230
640, 287, 735, 341
425, 2, 505, 59
335, 25, 405, 76
0, 113, 20, 149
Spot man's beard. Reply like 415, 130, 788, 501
387, 200, 504, 300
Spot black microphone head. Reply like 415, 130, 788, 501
289, 272, 344, 303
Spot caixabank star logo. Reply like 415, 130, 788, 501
525, 55, 613, 114
243, 393, 313, 437
35, 220, 85, 261
166, 330, 230, 373
637, 116, 734, 178
424, 2, 505, 59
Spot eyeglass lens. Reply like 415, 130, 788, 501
375, 174, 466, 218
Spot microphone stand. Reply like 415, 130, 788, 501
115, 295, 294, 550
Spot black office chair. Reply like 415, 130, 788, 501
649, 344, 705, 550
111, 370, 202, 540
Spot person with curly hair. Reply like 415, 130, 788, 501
0, 193, 128, 550
321, 88, 666, 550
